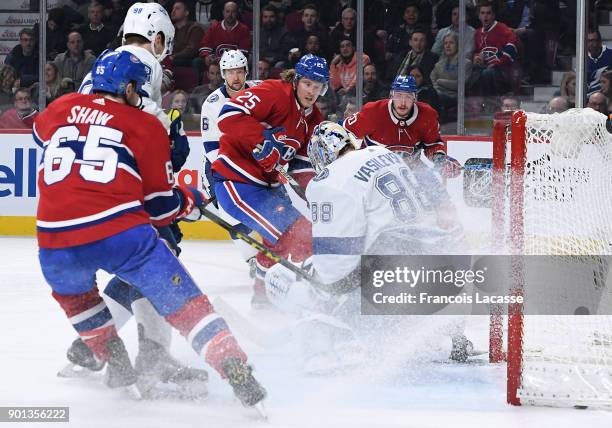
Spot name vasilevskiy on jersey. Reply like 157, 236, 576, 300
354, 151, 402, 182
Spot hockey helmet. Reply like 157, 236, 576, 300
391, 75, 418, 93
122, 2, 175, 62
91, 49, 147, 97
307, 121, 361, 173
295, 54, 329, 96
220, 50, 249, 79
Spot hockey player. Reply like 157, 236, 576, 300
211, 54, 327, 306
201, 50, 260, 202
265, 122, 471, 370
343, 75, 462, 179
34, 50, 266, 408
200, 50, 262, 295
70, 2, 196, 392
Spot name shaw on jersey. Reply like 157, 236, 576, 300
67, 105, 114, 125
354, 151, 403, 182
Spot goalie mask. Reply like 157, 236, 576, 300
307, 121, 361, 174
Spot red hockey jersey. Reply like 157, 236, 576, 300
213, 79, 323, 186
198, 20, 251, 58
34, 92, 180, 248
473, 21, 518, 69
343, 99, 446, 160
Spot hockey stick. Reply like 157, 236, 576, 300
275, 165, 308, 202
199, 200, 323, 287
254, 143, 309, 202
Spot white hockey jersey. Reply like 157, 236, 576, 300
306, 145, 454, 284
78, 45, 170, 129
200, 80, 260, 163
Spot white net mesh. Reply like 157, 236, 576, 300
513, 109, 612, 408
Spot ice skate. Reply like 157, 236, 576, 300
449, 335, 474, 363
135, 326, 208, 400
57, 338, 105, 378
222, 357, 267, 410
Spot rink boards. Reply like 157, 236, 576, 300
0, 130, 492, 240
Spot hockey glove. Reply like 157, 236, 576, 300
168, 109, 190, 172
253, 127, 301, 172
433, 153, 462, 178
176, 185, 208, 222
202, 158, 218, 208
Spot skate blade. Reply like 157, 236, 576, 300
125, 384, 143, 400
57, 363, 98, 379
253, 402, 268, 420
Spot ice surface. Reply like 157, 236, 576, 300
1, 237, 611, 427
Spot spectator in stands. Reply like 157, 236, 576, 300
0, 65, 18, 111
385, 3, 424, 62
187, 61, 223, 113
500, 95, 520, 111
289, 4, 331, 61
31, 62, 75, 107
470, 0, 519, 96
546, 96, 569, 114
587, 92, 609, 116
409, 65, 440, 112
170, 0, 205, 68
330, 37, 371, 96
330, 8, 357, 56
35, 8, 68, 60
558, 71, 576, 108
599, 70, 612, 111
315, 97, 332, 120
5, 28, 39, 88
170, 89, 189, 114
258, 59, 271, 80
304, 34, 324, 58
53, 31, 96, 86
359, 63, 388, 103
512, 0, 560, 84
393, 28, 439, 80
77, 2, 115, 56
198, 1, 251, 66
341, 96, 357, 119
259, 4, 294, 68
431, 4, 475, 60
587, 29, 612, 95
431, 33, 472, 121
0, 88, 38, 129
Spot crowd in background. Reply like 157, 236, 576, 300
2, 0, 612, 131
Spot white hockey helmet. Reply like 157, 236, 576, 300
219, 50, 249, 79
122, 2, 175, 62
308, 121, 361, 173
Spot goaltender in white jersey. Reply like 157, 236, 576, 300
306, 124, 461, 286
79, 2, 175, 129
265, 122, 471, 371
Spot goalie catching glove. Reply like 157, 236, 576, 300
252, 127, 301, 172
432, 153, 462, 178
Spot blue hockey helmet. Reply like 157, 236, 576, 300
91, 49, 147, 97
295, 54, 329, 95
391, 75, 418, 93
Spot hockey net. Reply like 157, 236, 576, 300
490, 109, 612, 409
